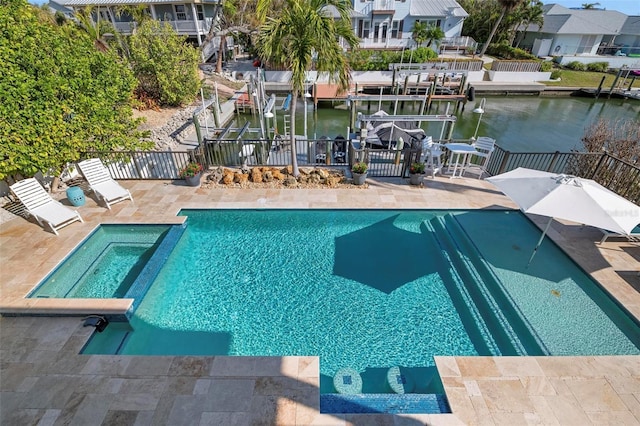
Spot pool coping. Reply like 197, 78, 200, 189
1, 178, 639, 424
0, 216, 187, 316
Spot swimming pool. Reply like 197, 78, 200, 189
29, 224, 181, 300
82, 210, 640, 401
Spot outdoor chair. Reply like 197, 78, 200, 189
10, 178, 83, 235
467, 137, 496, 179
420, 136, 444, 178
316, 136, 330, 164
77, 158, 133, 209
599, 225, 640, 244
333, 135, 347, 163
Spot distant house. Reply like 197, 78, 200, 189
616, 16, 640, 56
47, 1, 74, 20
520, 4, 640, 64
49, 0, 221, 47
352, 0, 469, 50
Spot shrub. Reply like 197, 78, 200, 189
539, 61, 553, 72
128, 20, 200, 107
486, 42, 537, 60
410, 162, 426, 174
345, 47, 437, 71
550, 70, 562, 80
586, 62, 609, 72
179, 162, 203, 178
565, 61, 585, 71
351, 162, 368, 174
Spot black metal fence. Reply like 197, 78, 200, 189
86, 142, 640, 204
486, 146, 640, 204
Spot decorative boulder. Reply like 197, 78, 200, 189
235, 172, 249, 183
283, 175, 297, 186
251, 169, 263, 183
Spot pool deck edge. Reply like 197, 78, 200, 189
1, 178, 639, 425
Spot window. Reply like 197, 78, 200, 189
391, 20, 400, 38
174, 5, 187, 20
196, 5, 204, 21
362, 20, 370, 39
97, 8, 110, 22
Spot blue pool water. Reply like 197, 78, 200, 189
30, 225, 172, 299
82, 209, 640, 400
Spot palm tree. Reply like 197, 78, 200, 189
478, 0, 524, 57
256, 0, 358, 176
74, 6, 115, 52
582, 2, 600, 9
425, 25, 445, 50
514, 0, 544, 48
411, 21, 428, 47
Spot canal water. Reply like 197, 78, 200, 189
230, 96, 639, 153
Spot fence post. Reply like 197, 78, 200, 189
497, 150, 510, 175
547, 151, 560, 172
591, 151, 608, 179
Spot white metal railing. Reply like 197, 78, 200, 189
112, 19, 211, 35
440, 36, 477, 49
372, 0, 394, 11
360, 38, 407, 49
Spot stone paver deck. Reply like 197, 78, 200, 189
1, 176, 639, 425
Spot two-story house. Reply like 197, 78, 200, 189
50, 0, 221, 47
352, 0, 468, 50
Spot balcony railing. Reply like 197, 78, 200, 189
112, 18, 212, 35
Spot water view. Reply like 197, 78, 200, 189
230, 96, 640, 153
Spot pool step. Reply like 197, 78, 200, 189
431, 214, 548, 356
429, 215, 526, 355
420, 220, 502, 355
320, 393, 451, 414
443, 214, 549, 356
82, 321, 133, 355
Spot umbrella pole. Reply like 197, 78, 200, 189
527, 217, 554, 267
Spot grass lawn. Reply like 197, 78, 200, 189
544, 70, 618, 88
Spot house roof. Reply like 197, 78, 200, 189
323, 5, 366, 19
531, 4, 627, 35
620, 16, 640, 35
410, 0, 468, 19
47, 1, 74, 15
57, 0, 215, 5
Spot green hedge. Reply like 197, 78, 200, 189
565, 61, 586, 71
586, 62, 609, 72
486, 42, 537, 60
346, 47, 438, 71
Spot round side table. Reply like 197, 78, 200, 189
66, 186, 86, 207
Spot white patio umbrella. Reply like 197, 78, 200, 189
486, 167, 640, 265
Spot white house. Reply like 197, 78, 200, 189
352, 0, 469, 50
520, 4, 640, 66
49, 0, 221, 46
615, 15, 640, 56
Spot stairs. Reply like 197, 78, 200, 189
424, 214, 548, 356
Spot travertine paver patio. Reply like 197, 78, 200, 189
1, 176, 639, 425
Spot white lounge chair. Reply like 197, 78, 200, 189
77, 158, 133, 209
10, 178, 83, 235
